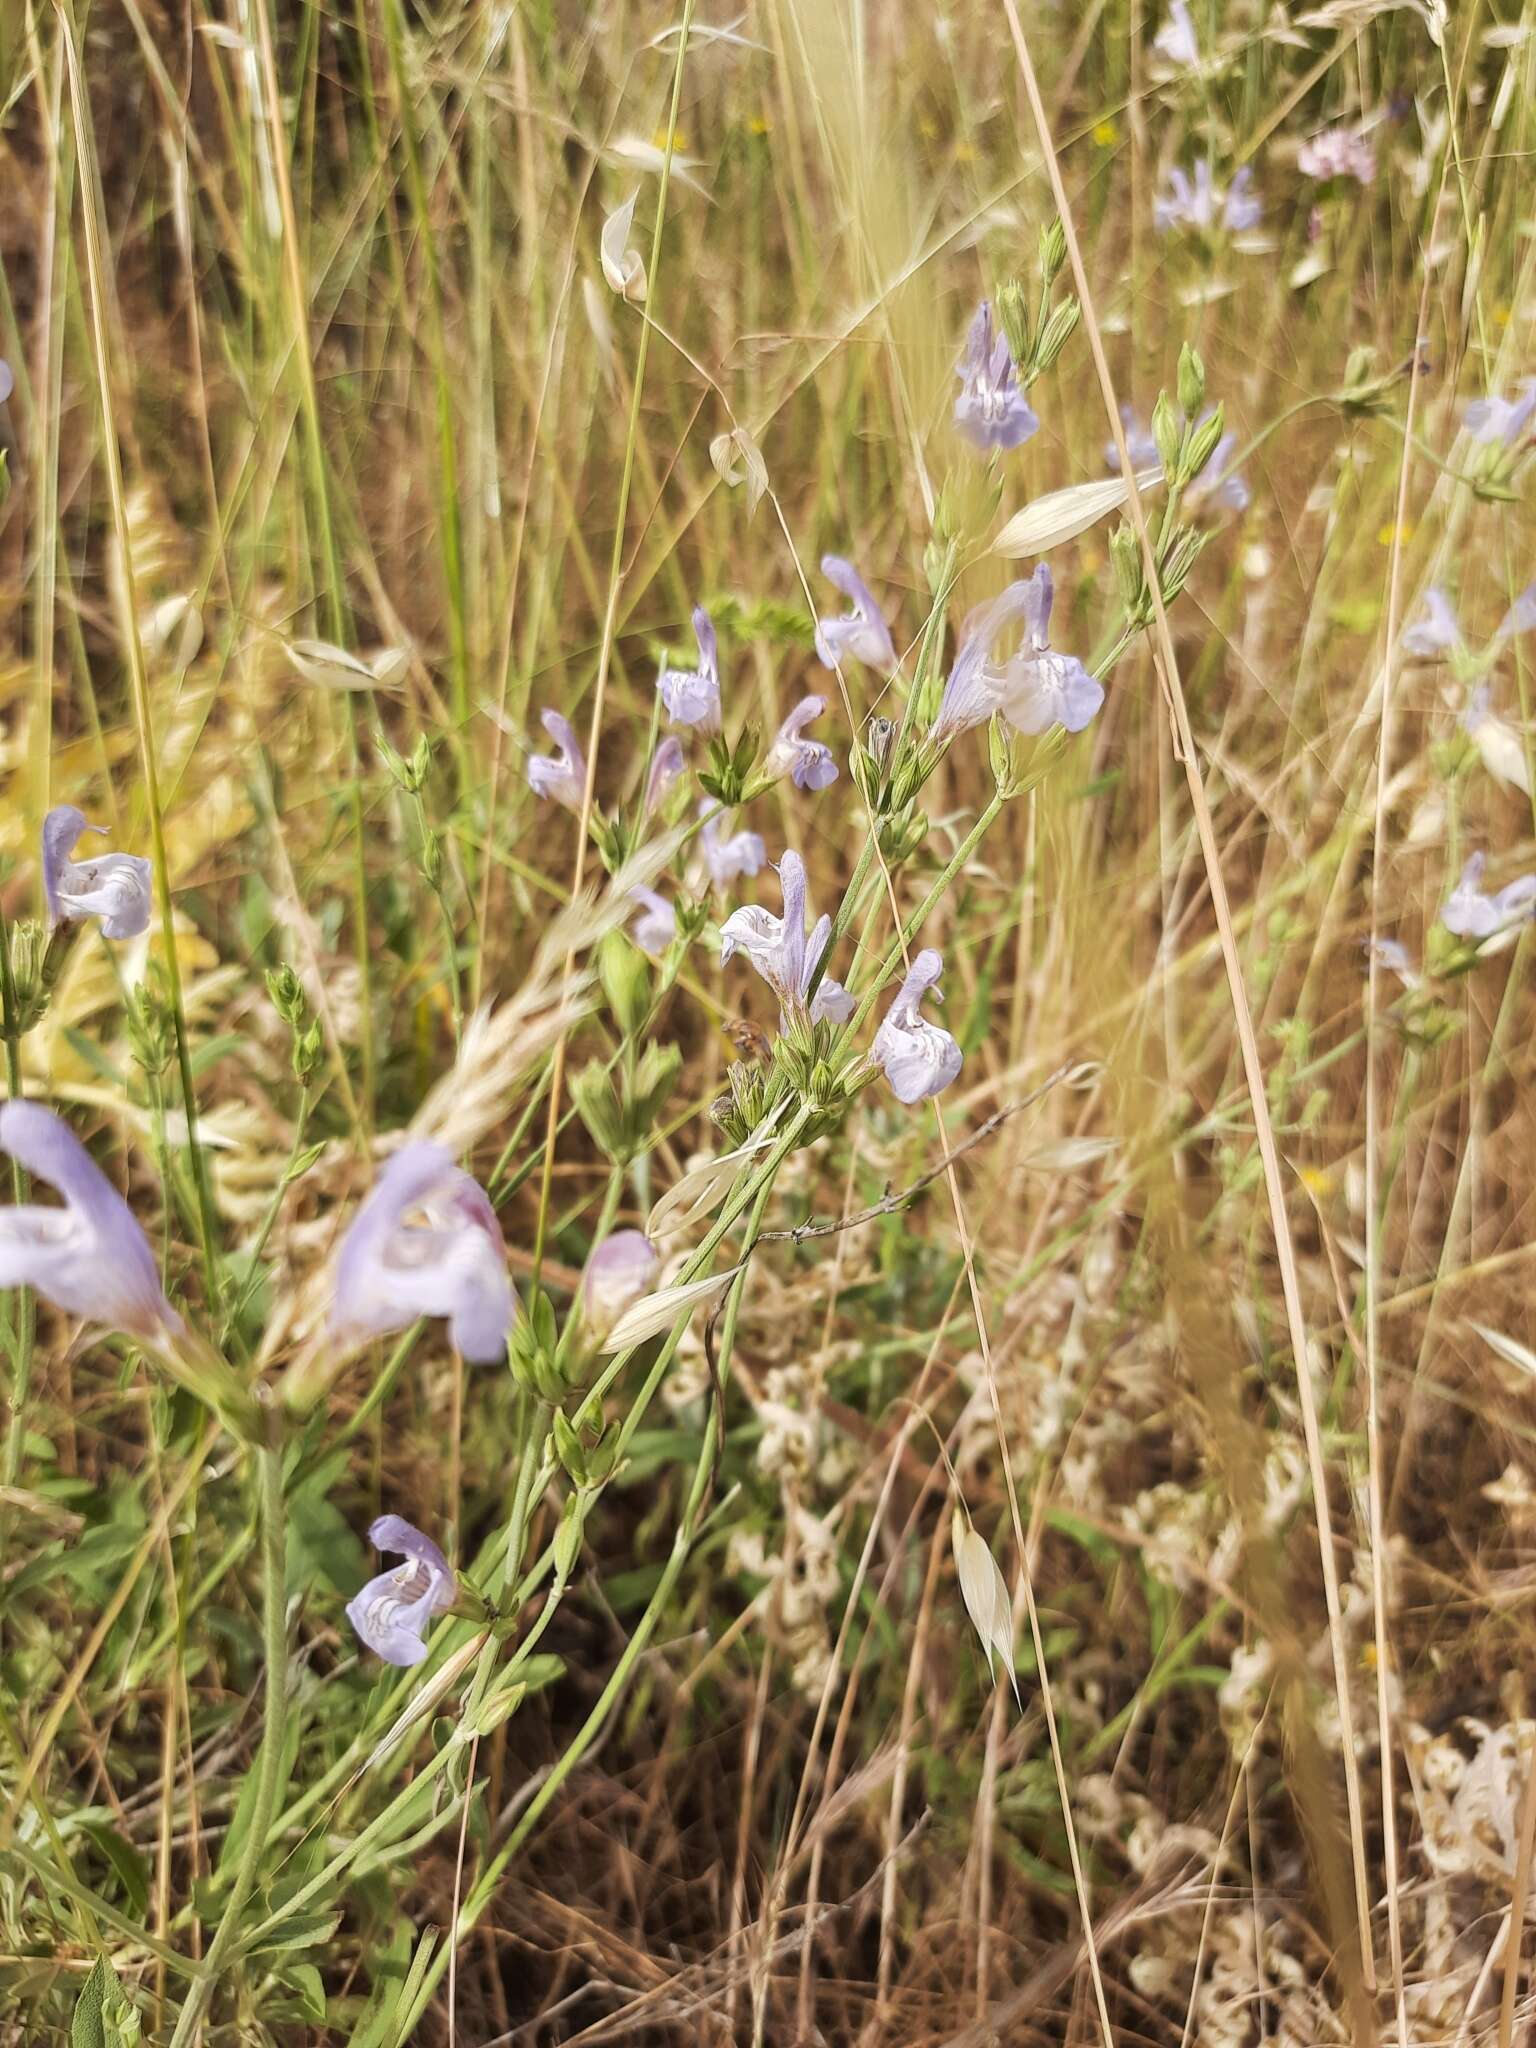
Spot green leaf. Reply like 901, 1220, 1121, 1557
71, 1959, 111, 2048
71, 1956, 139, 2047
81, 1823, 150, 1919
285, 1962, 327, 2022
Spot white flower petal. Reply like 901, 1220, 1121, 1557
992, 470, 1163, 559
600, 1266, 741, 1352
601, 191, 647, 302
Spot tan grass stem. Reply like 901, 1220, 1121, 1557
996, 0, 1378, 1997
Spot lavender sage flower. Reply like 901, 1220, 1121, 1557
630, 887, 676, 956
872, 951, 963, 1104
527, 710, 586, 812
1155, 159, 1259, 234
580, 1229, 660, 1341
1464, 379, 1536, 448
1440, 853, 1536, 941
764, 697, 838, 791
699, 802, 766, 887
1297, 125, 1376, 185
1152, 0, 1199, 66
997, 565, 1103, 736
331, 1141, 514, 1362
42, 807, 152, 942
1364, 937, 1420, 991
346, 1515, 456, 1668
644, 737, 686, 814
1102, 405, 1162, 472
718, 850, 853, 1027
953, 301, 1038, 452
657, 607, 722, 734
931, 583, 1042, 744
1401, 587, 1462, 658
815, 556, 897, 674
0, 1100, 181, 1339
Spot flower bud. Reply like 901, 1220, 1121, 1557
1151, 392, 1182, 482
1177, 342, 1206, 419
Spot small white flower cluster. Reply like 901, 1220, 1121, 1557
727, 1502, 843, 1702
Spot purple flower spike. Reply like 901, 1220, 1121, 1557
528, 710, 587, 813
644, 737, 687, 814
815, 556, 897, 674
581, 1229, 660, 1340
1464, 379, 1536, 449
42, 807, 152, 942
331, 1141, 514, 1363
699, 802, 766, 888
630, 886, 676, 956
1401, 587, 1462, 657
765, 696, 838, 792
346, 1515, 456, 1667
657, 607, 723, 735
1440, 853, 1536, 942
1103, 405, 1162, 473
0, 1101, 182, 1339
872, 950, 963, 1104
999, 566, 1104, 737
953, 301, 1039, 452
718, 850, 853, 1029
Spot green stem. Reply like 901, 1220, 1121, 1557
396, 1179, 773, 2035
845, 791, 1005, 1034
168, 1432, 288, 2047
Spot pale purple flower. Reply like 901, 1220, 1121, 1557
815, 556, 897, 673
872, 950, 963, 1104
1401, 587, 1462, 658
331, 1141, 514, 1363
42, 806, 152, 942
699, 802, 766, 887
931, 582, 1041, 744
1364, 936, 1420, 991
998, 565, 1104, 736
1152, 0, 1199, 67
346, 1515, 456, 1668
581, 1229, 660, 1340
630, 886, 676, 955
1297, 125, 1376, 186
644, 737, 686, 814
953, 301, 1039, 452
1223, 166, 1262, 232
528, 710, 586, 812
1185, 426, 1250, 514
1155, 159, 1259, 233
718, 850, 853, 1028
1440, 853, 1536, 940
1465, 379, 1536, 448
764, 696, 838, 792
1103, 406, 1162, 472
657, 607, 722, 735
0, 1101, 181, 1339
1495, 583, 1536, 644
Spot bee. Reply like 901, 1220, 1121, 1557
723, 1016, 772, 1063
